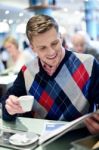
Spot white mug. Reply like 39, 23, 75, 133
18, 95, 34, 112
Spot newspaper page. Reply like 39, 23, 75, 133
39, 112, 98, 144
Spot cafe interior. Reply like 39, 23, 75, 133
0, 0, 99, 150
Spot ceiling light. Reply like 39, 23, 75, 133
3, 19, 7, 22
63, 8, 68, 12
16, 23, 26, 34
74, 10, 80, 15
19, 12, 24, 17
8, 19, 13, 24
0, 22, 9, 33
5, 10, 10, 14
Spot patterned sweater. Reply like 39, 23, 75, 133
2, 50, 99, 121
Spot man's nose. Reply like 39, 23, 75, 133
48, 47, 55, 55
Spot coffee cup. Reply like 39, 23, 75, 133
18, 95, 34, 112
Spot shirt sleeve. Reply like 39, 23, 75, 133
1, 70, 27, 121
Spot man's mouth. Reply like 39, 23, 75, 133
41, 54, 57, 68
47, 54, 57, 60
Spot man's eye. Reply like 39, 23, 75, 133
39, 47, 46, 50
52, 42, 58, 46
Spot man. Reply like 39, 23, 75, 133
2, 15, 99, 134
71, 31, 99, 61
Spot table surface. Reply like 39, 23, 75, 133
0, 74, 17, 85
0, 117, 91, 150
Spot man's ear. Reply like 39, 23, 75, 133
31, 44, 36, 52
30, 44, 33, 49
59, 33, 64, 43
59, 33, 62, 39
59, 33, 63, 41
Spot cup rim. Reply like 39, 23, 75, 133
18, 95, 34, 101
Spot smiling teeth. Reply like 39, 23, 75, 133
48, 55, 56, 59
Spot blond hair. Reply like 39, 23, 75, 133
26, 14, 59, 43
3, 37, 19, 49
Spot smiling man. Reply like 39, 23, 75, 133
31, 26, 65, 76
2, 15, 99, 135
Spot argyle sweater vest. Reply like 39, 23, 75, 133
22, 51, 94, 121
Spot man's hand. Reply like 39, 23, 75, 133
5, 95, 24, 115
84, 113, 99, 134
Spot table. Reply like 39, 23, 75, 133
0, 74, 17, 97
0, 117, 91, 150
0, 74, 17, 85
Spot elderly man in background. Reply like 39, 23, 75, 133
71, 31, 99, 61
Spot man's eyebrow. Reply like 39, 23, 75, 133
36, 45, 46, 48
36, 39, 59, 48
52, 39, 59, 43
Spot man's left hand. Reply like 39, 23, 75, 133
84, 113, 99, 134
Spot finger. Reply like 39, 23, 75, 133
84, 117, 99, 134
6, 98, 20, 111
6, 95, 22, 109
5, 104, 16, 115
84, 118, 97, 134
92, 113, 99, 123
8, 95, 19, 105
5, 103, 24, 115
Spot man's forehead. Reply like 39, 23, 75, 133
32, 34, 60, 47
34, 39, 59, 47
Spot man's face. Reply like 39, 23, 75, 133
31, 27, 64, 67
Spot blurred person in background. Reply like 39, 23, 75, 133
0, 46, 9, 69
0, 59, 5, 97
2, 36, 34, 74
0, 47, 5, 71
0, 60, 5, 72
0, 47, 6, 97
71, 31, 99, 61
2, 15, 99, 135
23, 40, 37, 58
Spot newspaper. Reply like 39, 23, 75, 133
39, 112, 98, 144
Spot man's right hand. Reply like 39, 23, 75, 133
5, 95, 24, 115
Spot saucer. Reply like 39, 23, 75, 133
9, 132, 39, 146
